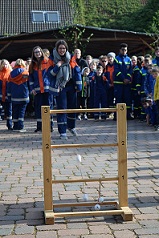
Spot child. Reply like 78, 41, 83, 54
80, 67, 90, 120
87, 60, 97, 118
141, 97, 156, 126
7, 59, 29, 132
107, 52, 116, 109
91, 65, 109, 120
151, 66, 159, 130
0, 59, 13, 129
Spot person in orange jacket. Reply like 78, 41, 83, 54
0, 59, 13, 129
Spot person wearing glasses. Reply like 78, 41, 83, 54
29, 46, 54, 132
100, 55, 108, 73
49, 40, 82, 140
114, 43, 133, 120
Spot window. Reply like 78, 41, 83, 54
46, 11, 59, 23
32, 11, 45, 23
31, 11, 60, 23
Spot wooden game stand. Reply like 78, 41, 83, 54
41, 103, 133, 224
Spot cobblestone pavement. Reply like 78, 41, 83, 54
0, 116, 159, 238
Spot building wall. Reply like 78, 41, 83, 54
0, 0, 73, 35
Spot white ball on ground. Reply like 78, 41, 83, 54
83, 193, 88, 201
76, 154, 81, 163
94, 204, 101, 210
98, 196, 104, 203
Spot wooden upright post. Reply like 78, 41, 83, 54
117, 103, 133, 220
41, 106, 54, 224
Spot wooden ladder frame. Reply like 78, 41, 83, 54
41, 103, 133, 224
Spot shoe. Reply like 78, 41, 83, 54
51, 127, 53, 132
8, 127, 13, 130
94, 118, 99, 121
60, 134, 68, 140
34, 129, 42, 132
68, 128, 78, 136
19, 129, 26, 133
77, 115, 81, 120
155, 126, 159, 131
83, 114, 88, 120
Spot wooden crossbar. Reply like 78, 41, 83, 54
50, 108, 116, 114
51, 143, 118, 149
52, 177, 119, 184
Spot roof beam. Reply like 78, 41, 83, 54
139, 37, 154, 51
0, 41, 12, 54
0, 37, 146, 44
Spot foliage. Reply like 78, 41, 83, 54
70, 0, 159, 34
53, 26, 93, 55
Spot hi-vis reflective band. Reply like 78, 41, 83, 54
116, 72, 121, 76
114, 81, 123, 84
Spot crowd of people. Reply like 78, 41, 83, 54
1, 40, 159, 138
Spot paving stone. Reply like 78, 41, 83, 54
1, 118, 159, 237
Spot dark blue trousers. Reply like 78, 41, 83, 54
56, 85, 77, 134
12, 103, 27, 130
0, 101, 12, 129
114, 84, 132, 118
34, 92, 53, 130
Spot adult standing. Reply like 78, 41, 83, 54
74, 49, 88, 119
50, 40, 82, 139
114, 43, 133, 120
29, 46, 54, 132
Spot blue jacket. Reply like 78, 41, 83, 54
152, 57, 159, 66
49, 55, 82, 96
7, 67, 29, 104
29, 58, 54, 94
91, 72, 109, 95
114, 54, 132, 84
132, 65, 141, 91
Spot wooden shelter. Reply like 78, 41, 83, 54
0, 24, 156, 61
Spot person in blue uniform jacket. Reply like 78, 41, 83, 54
91, 65, 110, 120
49, 40, 82, 140
114, 43, 133, 120
29, 46, 54, 132
152, 47, 159, 66
7, 59, 29, 132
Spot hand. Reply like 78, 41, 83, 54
123, 79, 130, 84
57, 61, 64, 67
31, 90, 37, 96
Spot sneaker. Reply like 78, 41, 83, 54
77, 115, 81, 120
68, 128, 78, 136
83, 114, 88, 120
155, 126, 159, 131
19, 129, 26, 133
60, 134, 68, 140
